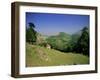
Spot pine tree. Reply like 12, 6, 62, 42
75, 27, 89, 56
26, 22, 37, 44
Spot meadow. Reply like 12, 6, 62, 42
26, 43, 89, 67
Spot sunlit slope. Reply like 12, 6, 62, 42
26, 43, 89, 67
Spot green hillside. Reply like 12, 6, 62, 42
46, 32, 71, 51
26, 43, 89, 67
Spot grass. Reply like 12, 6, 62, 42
26, 43, 89, 67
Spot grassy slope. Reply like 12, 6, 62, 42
26, 43, 89, 67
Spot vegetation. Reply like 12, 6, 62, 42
26, 43, 89, 67
46, 27, 89, 56
74, 27, 89, 56
26, 22, 89, 67
26, 22, 37, 44
46, 32, 71, 52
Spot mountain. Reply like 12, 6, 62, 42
71, 30, 82, 44
46, 32, 71, 51
70, 27, 89, 46
36, 27, 89, 53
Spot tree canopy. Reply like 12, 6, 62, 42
26, 22, 37, 44
74, 27, 89, 56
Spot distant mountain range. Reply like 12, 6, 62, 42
36, 27, 89, 52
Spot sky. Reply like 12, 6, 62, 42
26, 12, 89, 36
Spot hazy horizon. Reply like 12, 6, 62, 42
26, 12, 89, 36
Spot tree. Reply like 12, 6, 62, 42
26, 22, 37, 44
75, 27, 89, 56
